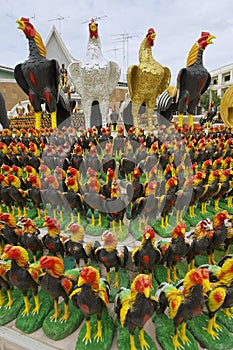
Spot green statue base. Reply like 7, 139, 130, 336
76, 309, 114, 350
153, 313, 198, 350
43, 300, 84, 340
187, 313, 233, 350
0, 289, 24, 326
115, 317, 157, 350
15, 290, 53, 333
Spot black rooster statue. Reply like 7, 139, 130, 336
14, 17, 72, 129
157, 32, 215, 126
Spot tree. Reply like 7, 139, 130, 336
200, 89, 221, 111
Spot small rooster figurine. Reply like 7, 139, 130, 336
39, 256, 77, 322
42, 216, 64, 259
17, 216, 43, 262
132, 226, 161, 278
70, 266, 110, 344
187, 218, 212, 270
2, 245, 41, 315
114, 274, 158, 350
204, 256, 233, 338
95, 230, 128, 288
207, 210, 230, 264
127, 28, 171, 131
68, 18, 121, 129
156, 268, 210, 350
158, 223, 190, 283
64, 223, 89, 267
0, 260, 14, 308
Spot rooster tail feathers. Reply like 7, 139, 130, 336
114, 287, 131, 326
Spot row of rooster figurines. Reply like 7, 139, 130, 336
0, 214, 233, 350
0, 120, 233, 236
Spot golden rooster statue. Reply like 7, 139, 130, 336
220, 85, 233, 127
127, 28, 171, 132
68, 18, 121, 130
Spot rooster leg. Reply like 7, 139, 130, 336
22, 294, 31, 316
35, 112, 41, 129
172, 265, 179, 281
53, 209, 57, 220
37, 208, 41, 219
201, 203, 205, 214
70, 212, 74, 223
112, 220, 116, 232
144, 217, 149, 228
0, 290, 5, 307
61, 301, 70, 322
98, 213, 102, 227
180, 321, 189, 344
119, 220, 123, 231
161, 217, 166, 229
167, 268, 172, 283
188, 114, 193, 127
176, 211, 179, 224
223, 308, 233, 317
94, 313, 102, 342
228, 196, 232, 208
50, 299, 60, 321
191, 259, 195, 269
83, 317, 92, 344
205, 317, 218, 338
60, 210, 63, 221
32, 293, 40, 314
213, 313, 221, 330
172, 327, 182, 350
178, 113, 184, 127
91, 213, 95, 226
214, 199, 220, 211
17, 207, 21, 217
5, 289, 15, 308
114, 270, 119, 288
165, 215, 169, 227
139, 328, 149, 350
51, 111, 57, 129
129, 333, 137, 350
23, 207, 27, 217
77, 212, 81, 224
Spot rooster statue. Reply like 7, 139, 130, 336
68, 18, 121, 129
127, 28, 171, 132
220, 85, 233, 127
114, 274, 158, 350
157, 32, 215, 126
14, 17, 72, 129
156, 268, 210, 349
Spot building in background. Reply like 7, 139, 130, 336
209, 63, 233, 98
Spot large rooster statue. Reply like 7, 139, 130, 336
127, 28, 171, 132
14, 17, 72, 129
68, 18, 121, 129
220, 85, 233, 127
157, 32, 215, 126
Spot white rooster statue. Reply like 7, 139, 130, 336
127, 28, 171, 132
68, 18, 121, 130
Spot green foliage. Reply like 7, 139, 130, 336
200, 89, 221, 111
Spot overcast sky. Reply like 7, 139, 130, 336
1, 0, 233, 84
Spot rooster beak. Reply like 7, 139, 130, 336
207, 35, 216, 45
1, 253, 8, 261
203, 279, 211, 293
151, 32, 156, 40
144, 286, 151, 298
16, 19, 25, 31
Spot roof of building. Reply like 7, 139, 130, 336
45, 25, 76, 66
